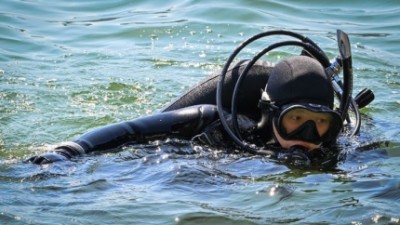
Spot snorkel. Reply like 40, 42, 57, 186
328, 31, 375, 136
337, 30, 353, 123
216, 30, 374, 156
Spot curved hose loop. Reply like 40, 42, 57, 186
216, 30, 329, 154
350, 98, 361, 136
335, 96, 361, 137
329, 56, 361, 136
330, 69, 361, 136
231, 41, 331, 140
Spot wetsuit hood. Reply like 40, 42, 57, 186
266, 55, 334, 109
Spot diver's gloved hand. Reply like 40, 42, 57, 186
27, 151, 69, 164
26, 142, 86, 165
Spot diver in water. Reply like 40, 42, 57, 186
27, 30, 374, 168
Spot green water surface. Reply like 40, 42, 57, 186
1, 0, 400, 224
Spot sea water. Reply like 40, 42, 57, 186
1, 0, 400, 224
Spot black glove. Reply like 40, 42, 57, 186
26, 142, 86, 164
26, 152, 69, 164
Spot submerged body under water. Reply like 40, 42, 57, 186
1, 0, 400, 224
1, 131, 399, 224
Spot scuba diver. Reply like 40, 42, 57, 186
27, 30, 375, 168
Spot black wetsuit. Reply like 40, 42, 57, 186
29, 61, 274, 163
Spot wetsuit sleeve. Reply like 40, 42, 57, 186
74, 104, 219, 152
27, 104, 220, 164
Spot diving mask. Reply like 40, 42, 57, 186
274, 103, 342, 145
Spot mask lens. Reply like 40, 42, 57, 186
280, 107, 332, 137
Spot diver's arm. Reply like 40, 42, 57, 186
27, 104, 220, 164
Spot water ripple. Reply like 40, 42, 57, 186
1, 0, 400, 224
